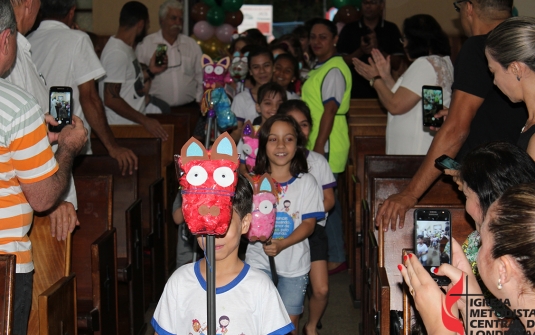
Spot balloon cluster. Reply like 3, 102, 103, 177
192, 0, 244, 46
332, 0, 362, 24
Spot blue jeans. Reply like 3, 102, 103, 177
14, 272, 33, 335
325, 173, 346, 263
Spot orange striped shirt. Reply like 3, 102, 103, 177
0, 79, 58, 273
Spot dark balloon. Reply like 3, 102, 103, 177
207, 6, 226, 27
222, 0, 243, 12
191, 3, 210, 22
224, 10, 244, 27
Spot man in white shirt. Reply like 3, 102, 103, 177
99, 1, 168, 140
27, 0, 138, 176
136, 0, 203, 107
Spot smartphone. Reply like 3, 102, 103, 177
422, 85, 443, 127
48, 86, 73, 132
155, 44, 167, 66
435, 154, 461, 170
414, 209, 452, 285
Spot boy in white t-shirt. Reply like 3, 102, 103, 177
152, 174, 293, 335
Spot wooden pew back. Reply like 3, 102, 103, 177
28, 214, 71, 335
0, 254, 15, 335
73, 155, 138, 259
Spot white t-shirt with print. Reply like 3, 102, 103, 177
231, 88, 257, 123
306, 150, 336, 225
99, 36, 146, 125
245, 173, 325, 277
152, 261, 293, 335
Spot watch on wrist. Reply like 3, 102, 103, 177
369, 75, 382, 87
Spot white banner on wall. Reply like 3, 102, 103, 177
238, 5, 273, 36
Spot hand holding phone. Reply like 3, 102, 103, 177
435, 155, 461, 170
155, 44, 167, 66
422, 85, 443, 127
414, 209, 452, 286
48, 86, 73, 133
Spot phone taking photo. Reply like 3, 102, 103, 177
414, 209, 452, 286
48, 86, 73, 133
422, 85, 443, 127
156, 44, 167, 66
435, 154, 461, 170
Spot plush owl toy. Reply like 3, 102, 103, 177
245, 174, 277, 242
178, 133, 239, 235
229, 51, 249, 94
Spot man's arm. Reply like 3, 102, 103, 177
103, 82, 168, 140
20, 116, 88, 212
376, 90, 484, 231
79, 80, 138, 175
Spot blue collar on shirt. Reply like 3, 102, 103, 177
194, 259, 250, 293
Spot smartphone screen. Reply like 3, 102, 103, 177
156, 44, 167, 66
422, 85, 443, 127
435, 155, 462, 170
49, 86, 73, 132
414, 209, 451, 285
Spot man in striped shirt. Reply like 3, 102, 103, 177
0, 3, 88, 334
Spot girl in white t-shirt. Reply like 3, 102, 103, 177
272, 53, 301, 100
230, 46, 274, 143
278, 100, 335, 334
245, 114, 324, 334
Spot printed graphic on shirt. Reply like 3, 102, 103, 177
133, 60, 145, 99
191, 315, 235, 335
273, 199, 299, 239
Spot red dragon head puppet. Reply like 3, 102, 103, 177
177, 133, 239, 235
244, 174, 277, 242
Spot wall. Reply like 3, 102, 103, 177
93, 0, 162, 36
385, 0, 535, 36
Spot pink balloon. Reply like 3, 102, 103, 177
215, 24, 235, 44
193, 21, 214, 41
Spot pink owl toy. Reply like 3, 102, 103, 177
245, 174, 277, 242
242, 120, 260, 173
202, 55, 232, 91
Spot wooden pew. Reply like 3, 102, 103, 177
28, 214, 76, 335
73, 155, 144, 335
170, 104, 201, 141
0, 254, 15, 335
117, 199, 146, 335
91, 137, 164, 309
148, 178, 166, 302
148, 112, 192, 157
349, 136, 385, 307
72, 175, 118, 335
165, 163, 179, 277
360, 156, 474, 334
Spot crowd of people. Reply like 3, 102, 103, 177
1, 0, 535, 333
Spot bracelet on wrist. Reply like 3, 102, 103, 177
146, 69, 155, 80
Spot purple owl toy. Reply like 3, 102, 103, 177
242, 120, 260, 173
245, 174, 277, 242
202, 54, 232, 91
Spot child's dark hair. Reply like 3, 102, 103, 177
247, 46, 274, 86
229, 36, 253, 54
277, 100, 313, 128
253, 114, 308, 176
257, 82, 287, 105
274, 53, 300, 92
232, 173, 253, 219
